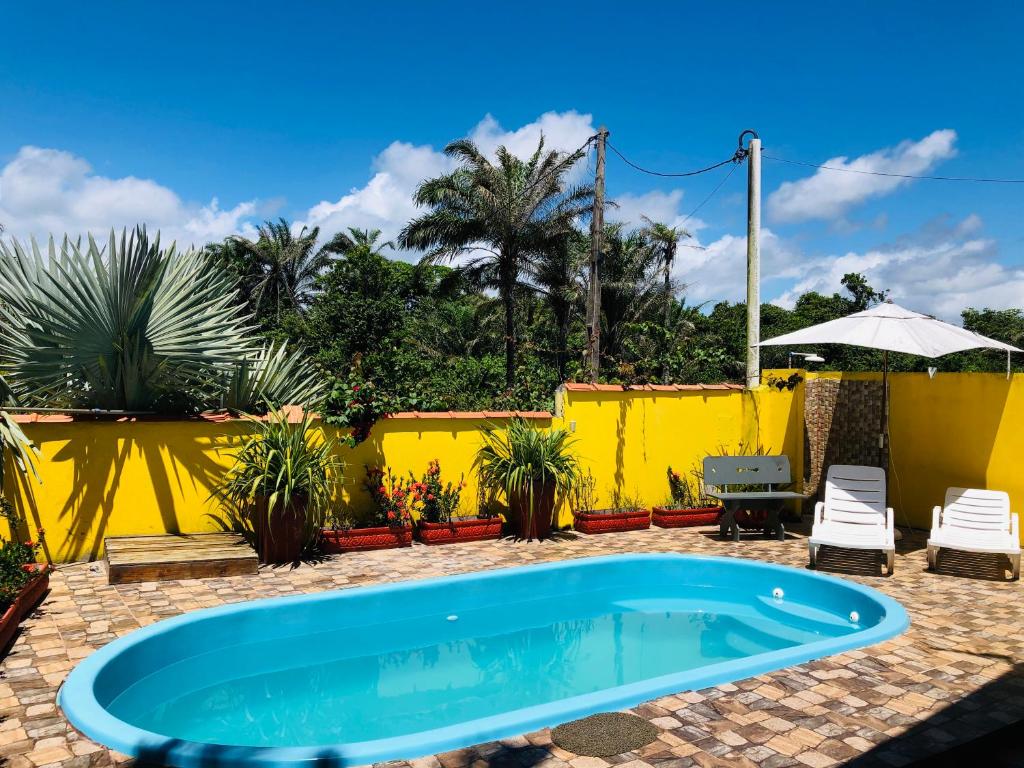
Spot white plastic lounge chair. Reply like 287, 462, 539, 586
808, 465, 895, 574
927, 488, 1020, 580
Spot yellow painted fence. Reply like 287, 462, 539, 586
5, 371, 1023, 563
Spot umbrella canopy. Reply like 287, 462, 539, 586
759, 302, 1021, 357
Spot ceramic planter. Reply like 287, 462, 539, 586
509, 482, 557, 541
651, 505, 724, 528
574, 509, 651, 534
415, 518, 503, 545
253, 496, 308, 564
320, 525, 414, 553
0, 565, 50, 653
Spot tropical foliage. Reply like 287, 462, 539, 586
0, 228, 324, 413
475, 418, 581, 533
214, 406, 342, 539
5, 135, 1019, 423
399, 137, 593, 386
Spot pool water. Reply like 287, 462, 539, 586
61, 555, 908, 766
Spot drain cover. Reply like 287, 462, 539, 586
551, 712, 659, 756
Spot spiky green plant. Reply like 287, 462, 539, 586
0, 228, 253, 410
221, 341, 327, 412
475, 418, 580, 539
0, 376, 40, 494
214, 406, 342, 546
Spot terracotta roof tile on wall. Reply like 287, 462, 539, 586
561, 382, 744, 393
384, 410, 552, 420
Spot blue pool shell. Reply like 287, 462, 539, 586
59, 554, 908, 767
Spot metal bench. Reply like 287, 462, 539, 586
703, 455, 805, 541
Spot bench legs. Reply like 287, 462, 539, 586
720, 502, 785, 542
1011, 553, 1021, 581
926, 545, 938, 571
808, 543, 818, 568
885, 548, 895, 576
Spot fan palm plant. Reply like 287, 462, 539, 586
0, 228, 253, 411
475, 418, 580, 541
399, 136, 593, 387
221, 341, 328, 412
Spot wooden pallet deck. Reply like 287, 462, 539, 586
104, 532, 258, 584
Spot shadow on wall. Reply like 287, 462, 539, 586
802, 374, 1015, 535
9, 420, 247, 563
845, 661, 1024, 767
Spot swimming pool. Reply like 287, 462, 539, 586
59, 554, 907, 767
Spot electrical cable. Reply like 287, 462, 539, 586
606, 141, 746, 178
762, 154, 1024, 184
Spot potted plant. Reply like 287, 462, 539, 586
571, 474, 651, 534
476, 419, 580, 542
216, 407, 342, 564
0, 508, 50, 652
321, 467, 415, 553
652, 465, 724, 528
413, 460, 502, 545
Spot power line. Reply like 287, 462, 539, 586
606, 141, 746, 178
762, 153, 1024, 184
680, 161, 741, 231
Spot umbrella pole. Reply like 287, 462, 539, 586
879, 350, 888, 466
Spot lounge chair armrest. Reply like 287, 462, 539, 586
1012, 513, 1019, 540
932, 505, 941, 532
886, 507, 894, 531
814, 501, 824, 524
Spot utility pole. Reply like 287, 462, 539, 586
743, 130, 761, 389
586, 126, 608, 382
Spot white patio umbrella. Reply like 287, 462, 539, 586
759, 300, 1020, 467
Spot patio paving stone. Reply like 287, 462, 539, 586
3, 523, 1023, 767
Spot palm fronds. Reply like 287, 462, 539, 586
0, 228, 253, 410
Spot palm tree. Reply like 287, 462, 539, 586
328, 227, 394, 258
597, 224, 660, 371
399, 137, 593, 387
217, 219, 348, 326
526, 229, 587, 380
640, 217, 691, 382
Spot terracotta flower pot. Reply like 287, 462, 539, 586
0, 565, 50, 654
320, 525, 413, 553
573, 508, 651, 535
415, 518, 504, 545
651, 505, 724, 528
509, 482, 556, 541
254, 496, 308, 564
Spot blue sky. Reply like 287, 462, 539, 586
2, 1, 1022, 319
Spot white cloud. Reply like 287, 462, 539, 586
767, 130, 958, 223
299, 111, 599, 257
770, 215, 1024, 320
0, 146, 260, 248
675, 227, 796, 306
607, 189, 707, 235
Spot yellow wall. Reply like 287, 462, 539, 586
558, 386, 801, 522
803, 370, 1024, 541
11, 372, 1021, 563
887, 372, 1024, 534
6, 386, 798, 563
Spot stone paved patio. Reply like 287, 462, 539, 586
4, 523, 1023, 768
